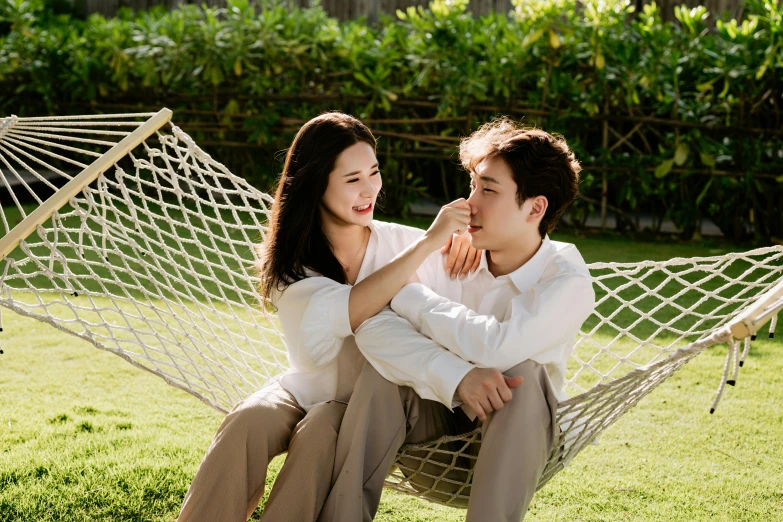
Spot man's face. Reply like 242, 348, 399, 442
465, 156, 544, 251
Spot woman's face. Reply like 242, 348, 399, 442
320, 141, 382, 227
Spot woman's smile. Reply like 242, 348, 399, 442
353, 203, 373, 214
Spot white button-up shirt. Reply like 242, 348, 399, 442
356, 235, 596, 415
273, 220, 473, 412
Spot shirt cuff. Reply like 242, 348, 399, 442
427, 351, 474, 411
330, 285, 354, 339
390, 283, 440, 330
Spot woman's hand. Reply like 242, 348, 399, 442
423, 199, 471, 251
441, 231, 482, 280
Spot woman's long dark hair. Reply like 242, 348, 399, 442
256, 112, 376, 306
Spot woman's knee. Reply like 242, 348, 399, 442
293, 401, 346, 444
218, 391, 301, 451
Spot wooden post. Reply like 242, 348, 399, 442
601, 99, 609, 230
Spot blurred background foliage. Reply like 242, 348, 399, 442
0, 0, 781, 241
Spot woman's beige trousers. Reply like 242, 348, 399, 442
177, 381, 346, 522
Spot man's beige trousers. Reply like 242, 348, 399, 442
178, 381, 346, 522
317, 360, 559, 522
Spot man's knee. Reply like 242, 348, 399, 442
500, 360, 555, 418
503, 359, 546, 383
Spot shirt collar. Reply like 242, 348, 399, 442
464, 248, 490, 284
464, 235, 553, 291
508, 235, 553, 292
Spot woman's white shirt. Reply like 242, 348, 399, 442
272, 220, 469, 412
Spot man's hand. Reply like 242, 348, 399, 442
456, 368, 524, 422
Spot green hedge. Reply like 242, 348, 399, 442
1, 0, 781, 240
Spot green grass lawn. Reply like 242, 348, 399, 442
2, 226, 783, 521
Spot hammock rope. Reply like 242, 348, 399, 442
1, 109, 781, 507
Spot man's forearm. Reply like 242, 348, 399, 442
354, 308, 474, 409
391, 276, 595, 370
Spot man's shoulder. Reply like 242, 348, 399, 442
545, 240, 592, 279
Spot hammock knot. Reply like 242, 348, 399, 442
171, 125, 212, 163
35, 224, 48, 241
68, 196, 83, 214
0, 115, 17, 141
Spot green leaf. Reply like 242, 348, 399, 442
655, 159, 674, 178
696, 178, 713, 205
699, 151, 715, 168
595, 50, 605, 70
353, 71, 371, 86
673, 143, 690, 166
548, 30, 560, 49
522, 28, 545, 48
719, 79, 730, 98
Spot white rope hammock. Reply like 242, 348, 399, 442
1, 109, 781, 507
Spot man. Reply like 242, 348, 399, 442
318, 118, 596, 522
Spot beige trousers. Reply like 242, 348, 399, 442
178, 381, 347, 522
317, 360, 559, 522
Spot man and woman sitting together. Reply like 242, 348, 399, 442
177, 113, 596, 522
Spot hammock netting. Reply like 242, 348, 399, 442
1, 109, 781, 507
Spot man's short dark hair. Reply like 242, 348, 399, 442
459, 117, 581, 237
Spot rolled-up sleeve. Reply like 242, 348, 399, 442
276, 277, 353, 372
391, 273, 596, 371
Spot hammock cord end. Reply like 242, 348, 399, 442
711, 338, 738, 413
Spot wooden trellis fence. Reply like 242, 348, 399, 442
66, 89, 781, 241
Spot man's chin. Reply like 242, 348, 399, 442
467, 235, 488, 251
469, 233, 502, 252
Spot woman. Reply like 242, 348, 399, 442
177, 112, 479, 522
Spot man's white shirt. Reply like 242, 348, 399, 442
355, 234, 596, 417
